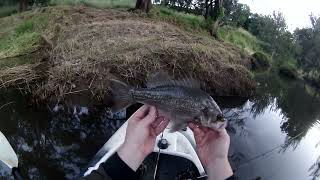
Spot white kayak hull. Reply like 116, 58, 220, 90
83, 121, 206, 178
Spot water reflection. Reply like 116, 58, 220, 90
254, 73, 320, 149
0, 91, 126, 179
310, 155, 320, 180
225, 73, 320, 179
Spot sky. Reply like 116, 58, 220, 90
239, 0, 320, 31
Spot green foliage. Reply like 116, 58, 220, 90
223, 2, 250, 27
294, 17, 320, 71
0, 5, 18, 18
49, 0, 135, 8
217, 26, 262, 54
15, 21, 35, 35
251, 51, 270, 71
293, 16, 320, 87
150, 6, 211, 32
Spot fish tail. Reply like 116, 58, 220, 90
109, 79, 134, 113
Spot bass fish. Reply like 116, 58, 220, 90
109, 72, 226, 132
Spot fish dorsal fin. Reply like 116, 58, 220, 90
147, 71, 174, 88
171, 78, 200, 89
147, 71, 201, 89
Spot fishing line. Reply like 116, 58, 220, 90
153, 132, 164, 180
233, 130, 306, 171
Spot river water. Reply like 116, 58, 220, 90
0, 73, 319, 180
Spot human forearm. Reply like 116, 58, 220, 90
117, 143, 147, 171
206, 158, 233, 180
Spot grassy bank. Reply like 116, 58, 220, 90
50, 0, 135, 8
0, 5, 255, 104
150, 6, 211, 33
0, 11, 50, 59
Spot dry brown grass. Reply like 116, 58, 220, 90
0, 6, 255, 104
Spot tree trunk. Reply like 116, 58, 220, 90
135, 0, 152, 13
211, 0, 224, 38
19, 0, 28, 12
210, 19, 220, 38
213, 0, 223, 21
210, 0, 214, 18
204, 0, 209, 19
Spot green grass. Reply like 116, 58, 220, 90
150, 6, 212, 32
50, 0, 135, 8
0, 5, 18, 18
217, 26, 264, 54
15, 21, 35, 35
0, 13, 49, 59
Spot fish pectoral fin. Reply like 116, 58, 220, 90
109, 79, 133, 113
169, 122, 187, 133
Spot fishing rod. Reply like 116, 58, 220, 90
0, 131, 23, 180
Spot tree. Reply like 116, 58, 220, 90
213, 0, 223, 21
210, 0, 224, 38
294, 16, 320, 70
204, 0, 210, 18
19, 0, 28, 12
227, 3, 250, 27
135, 0, 152, 13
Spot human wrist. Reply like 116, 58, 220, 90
117, 143, 147, 171
205, 158, 233, 180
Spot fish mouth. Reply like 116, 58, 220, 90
218, 121, 227, 129
197, 117, 228, 130
209, 121, 227, 130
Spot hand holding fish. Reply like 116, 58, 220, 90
189, 122, 233, 180
117, 105, 169, 171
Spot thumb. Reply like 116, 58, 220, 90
189, 123, 205, 145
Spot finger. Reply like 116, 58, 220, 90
142, 106, 158, 125
188, 122, 201, 131
192, 126, 206, 145
218, 128, 230, 139
151, 116, 165, 128
131, 105, 150, 120
188, 122, 197, 131
154, 119, 170, 135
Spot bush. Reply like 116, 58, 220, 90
278, 63, 298, 79
217, 26, 263, 54
0, 5, 18, 18
304, 70, 320, 88
251, 51, 270, 71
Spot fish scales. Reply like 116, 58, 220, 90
109, 72, 226, 132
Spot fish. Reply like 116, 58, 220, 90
108, 71, 226, 132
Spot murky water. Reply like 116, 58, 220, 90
0, 73, 319, 180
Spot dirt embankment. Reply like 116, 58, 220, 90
0, 6, 255, 105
